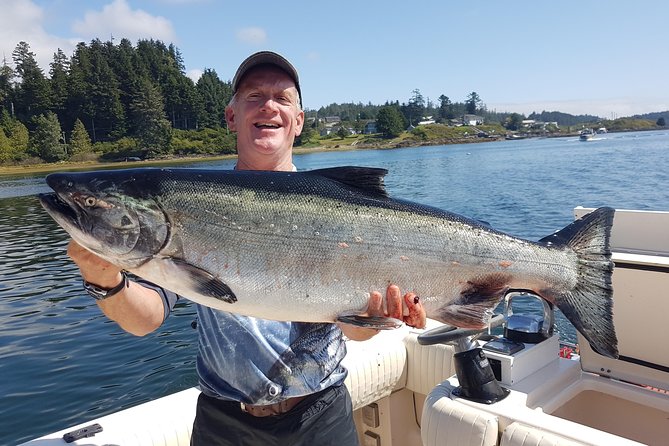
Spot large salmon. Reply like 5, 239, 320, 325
39, 166, 618, 357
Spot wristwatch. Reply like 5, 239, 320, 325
83, 271, 129, 300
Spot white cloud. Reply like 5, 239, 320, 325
186, 68, 203, 83
236, 27, 267, 45
72, 0, 176, 43
0, 0, 79, 73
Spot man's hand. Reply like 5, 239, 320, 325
67, 239, 123, 289
339, 285, 426, 341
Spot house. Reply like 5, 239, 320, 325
463, 114, 484, 125
363, 121, 377, 134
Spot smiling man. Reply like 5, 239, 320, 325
66, 51, 426, 446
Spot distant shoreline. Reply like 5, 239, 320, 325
0, 143, 378, 176
1, 127, 664, 176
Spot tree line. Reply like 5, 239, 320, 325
2, 38, 654, 165
1, 39, 236, 164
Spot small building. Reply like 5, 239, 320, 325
363, 121, 377, 134
463, 114, 484, 125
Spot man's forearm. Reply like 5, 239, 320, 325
96, 281, 165, 336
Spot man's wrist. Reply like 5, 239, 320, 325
83, 271, 129, 300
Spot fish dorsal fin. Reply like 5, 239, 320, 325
307, 166, 389, 197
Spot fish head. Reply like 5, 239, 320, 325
39, 169, 168, 268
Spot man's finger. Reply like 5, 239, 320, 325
366, 290, 384, 316
386, 285, 402, 320
403, 292, 427, 328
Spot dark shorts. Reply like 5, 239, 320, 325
190, 385, 360, 446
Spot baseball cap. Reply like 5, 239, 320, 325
231, 51, 302, 107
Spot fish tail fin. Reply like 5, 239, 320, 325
540, 207, 618, 358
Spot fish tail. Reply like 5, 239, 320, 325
541, 207, 618, 358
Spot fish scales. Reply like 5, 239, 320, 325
39, 166, 618, 357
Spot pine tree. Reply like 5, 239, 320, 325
30, 112, 66, 162
12, 41, 51, 123
8, 121, 29, 161
130, 79, 172, 157
0, 128, 12, 164
69, 118, 92, 155
49, 49, 70, 130
196, 69, 231, 129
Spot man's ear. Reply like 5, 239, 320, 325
225, 105, 237, 131
295, 110, 305, 136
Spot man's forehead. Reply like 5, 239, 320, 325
238, 65, 297, 90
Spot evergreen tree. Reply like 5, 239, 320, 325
196, 68, 231, 128
657, 117, 666, 127
130, 79, 172, 157
66, 43, 92, 138
12, 41, 51, 123
376, 105, 405, 137
30, 112, 66, 162
69, 118, 93, 155
49, 49, 70, 131
437, 95, 454, 122
87, 39, 126, 141
402, 89, 425, 126
8, 121, 29, 161
465, 92, 481, 115
0, 57, 14, 115
0, 128, 12, 164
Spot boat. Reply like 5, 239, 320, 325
579, 128, 596, 141
20, 207, 669, 446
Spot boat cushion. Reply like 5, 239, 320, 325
421, 383, 499, 446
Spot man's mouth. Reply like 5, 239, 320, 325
254, 122, 280, 129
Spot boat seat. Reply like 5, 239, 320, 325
343, 327, 409, 410
500, 422, 588, 446
403, 328, 456, 395
421, 382, 499, 446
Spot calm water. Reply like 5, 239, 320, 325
1, 131, 668, 444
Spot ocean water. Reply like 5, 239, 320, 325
1, 130, 667, 444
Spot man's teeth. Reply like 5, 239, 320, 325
255, 123, 280, 128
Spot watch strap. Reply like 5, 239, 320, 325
83, 272, 129, 300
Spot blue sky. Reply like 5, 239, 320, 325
1, 0, 667, 117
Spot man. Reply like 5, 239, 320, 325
67, 51, 426, 445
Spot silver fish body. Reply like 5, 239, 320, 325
39, 166, 618, 357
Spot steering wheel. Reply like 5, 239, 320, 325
417, 314, 505, 346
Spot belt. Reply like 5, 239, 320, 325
240, 395, 307, 417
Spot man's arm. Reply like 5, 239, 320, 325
67, 240, 165, 336
340, 285, 426, 341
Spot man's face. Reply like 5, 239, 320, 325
226, 66, 304, 160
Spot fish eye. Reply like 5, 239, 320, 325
84, 196, 97, 207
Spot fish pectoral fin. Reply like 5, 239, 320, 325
435, 274, 511, 329
168, 259, 237, 304
336, 314, 403, 330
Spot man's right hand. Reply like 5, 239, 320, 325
66, 239, 165, 336
67, 240, 123, 289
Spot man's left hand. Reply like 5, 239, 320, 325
339, 285, 426, 341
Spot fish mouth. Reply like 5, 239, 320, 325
39, 192, 80, 227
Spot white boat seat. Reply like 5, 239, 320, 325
501, 422, 588, 446
343, 327, 409, 410
421, 382, 499, 446
404, 328, 456, 395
